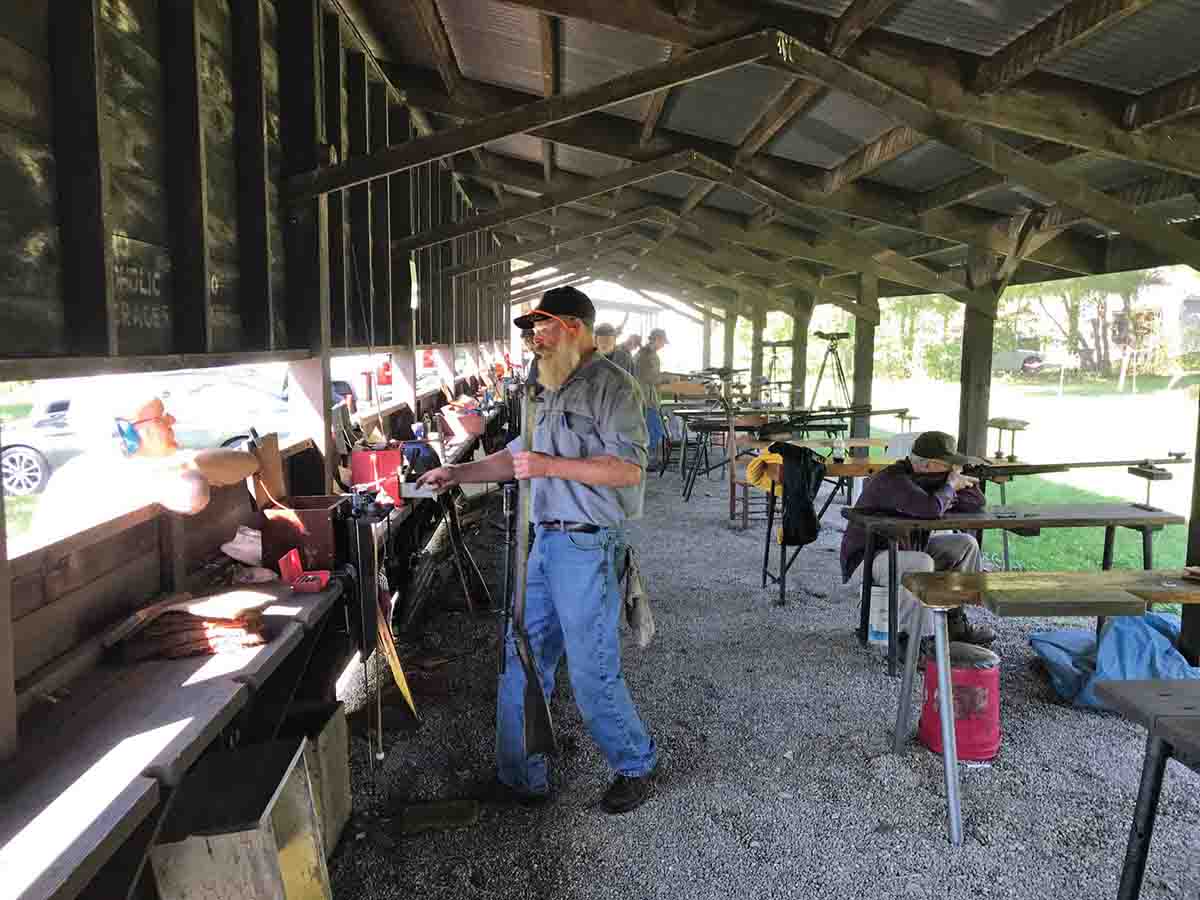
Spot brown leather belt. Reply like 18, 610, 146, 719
537, 520, 601, 533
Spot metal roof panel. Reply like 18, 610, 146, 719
765, 89, 895, 167
662, 64, 796, 147
866, 142, 978, 192
878, 0, 1073, 56
439, 0, 542, 94
1042, 0, 1200, 94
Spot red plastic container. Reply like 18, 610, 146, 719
917, 656, 1001, 761
350, 445, 404, 488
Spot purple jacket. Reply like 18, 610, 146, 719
839, 459, 986, 581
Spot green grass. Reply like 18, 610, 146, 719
0, 402, 31, 422
1005, 373, 1177, 398
6, 495, 37, 539
984, 474, 1185, 573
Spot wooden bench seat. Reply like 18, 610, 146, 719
1155, 716, 1200, 768
1094, 679, 1200, 730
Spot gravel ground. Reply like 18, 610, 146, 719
332, 473, 1200, 900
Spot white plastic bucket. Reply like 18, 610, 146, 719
867, 586, 890, 650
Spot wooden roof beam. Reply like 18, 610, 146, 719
539, 13, 561, 182
772, 32, 1200, 272
392, 150, 701, 252
1124, 70, 1200, 130
827, 0, 907, 58
290, 30, 778, 199
972, 0, 1158, 95
641, 45, 689, 146
916, 142, 1084, 213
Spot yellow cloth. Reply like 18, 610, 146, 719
745, 451, 784, 496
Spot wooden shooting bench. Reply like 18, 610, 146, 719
1094, 678, 1200, 900
892, 568, 1200, 850
0, 579, 342, 900
843, 503, 1185, 678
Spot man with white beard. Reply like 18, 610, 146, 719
417, 286, 657, 814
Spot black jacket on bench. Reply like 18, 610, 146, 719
768, 442, 826, 549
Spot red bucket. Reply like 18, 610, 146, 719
917, 644, 1001, 762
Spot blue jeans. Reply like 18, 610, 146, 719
497, 526, 656, 794
645, 407, 665, 451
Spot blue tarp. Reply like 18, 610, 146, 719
1029, 613, 1200, 710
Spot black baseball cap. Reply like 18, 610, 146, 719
513, 285, 596, 329
911, 431, 983, 466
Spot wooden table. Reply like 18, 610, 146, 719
893, 569, 1200, 849
843, 503, 1185, 677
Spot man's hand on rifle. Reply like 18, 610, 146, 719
948, 467, 979, 492
417, 465, 460, 491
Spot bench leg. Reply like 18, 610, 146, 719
999, 481, 1011, 571
893, 606, 927, 753
858, 526, 874, 645
1118, 734, 1171, 900
888, 539, 899, 678
932, 609, 964, 847
762, 488, 776, 588
1142, 527, 1153, 570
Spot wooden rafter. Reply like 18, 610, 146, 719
1124, 71, 1200, 130
916, 142, 1084, 213
772, 32, 1200, 273
819, 125, 922, 194
641, 44, 688, 146
539, 14, 561, 182
827, 0, 906, 58
291, 30, 778, 199
973, 0, 1157, 95
1037, 172, 1200, 232
391, 151, 700, 252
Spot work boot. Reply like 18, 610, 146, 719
946, 608, 997, 646
601, 771, 655, 815
896, 632, 935, 670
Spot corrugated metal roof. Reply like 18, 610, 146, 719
637, 172, 693, 200
561, 18, 671, 123
878, 0, 1073, 56
439, 0, 542, 95
483, 133, 542, 165
1073, 157, 1160, 192
662, 64, 796, 147
1043, 0, 1200, 94
554, 144, 625, 177
866, 142, 978, 192
764, 0, 854, 16
706, 186, 760, 216
765, 90, 894, 168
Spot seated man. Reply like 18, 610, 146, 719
34, 397, 213, 545
839, 430, 996, 647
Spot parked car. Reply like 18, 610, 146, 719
1, 376, 290, 496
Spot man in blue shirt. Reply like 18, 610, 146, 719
418, 286, 657, 814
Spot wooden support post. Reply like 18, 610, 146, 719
50, 0, 116, 356
278, 0, 333, 487
432, 346, 456, 392
322, 12, 349, 348
392, 346, 418, 415
851, 274, 876, 455
0, 457, 13, 761
702, 310, 712, 369
792, 291, 813, 409
957, 251, 1001, 459
161, 0, 212, 353
234, 0, 276, 350
750, 306, 765, 402
369, 81, 392, 348
1183, 390, 1200, 664
722, 292, 738, 369
389, 106, 414, 348
347, 51, 372, 345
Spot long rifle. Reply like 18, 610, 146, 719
512, 384, 557, 756
498, 481, 516, 675
965, 456, 1189, 481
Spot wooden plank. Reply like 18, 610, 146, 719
915, 142, 1084, 213
160, 0, 211, 354
389, 104, 413, 348
182, 482, 256, 571
904, 569, 1200, 611
112, 234, 172, 355
0, 34, 53, 138
640, 43, 686, 147
0, 0, 50, 57
410, 0, 465, 100
346, 51, 373, 345
322, 11, 348, 349
819, 125, 922, 194
827, 0, 904, 57
13, 549, 161, 681
12, 518, 161, 621
370, 80, 392, 347
973, 0, 1157, 94
735, 77, 824, 161
51, 0, 115, 355
538, 13, 560, 180
394, 151, 697, 253
288, 30, 778, 199
0, 775, 158, 900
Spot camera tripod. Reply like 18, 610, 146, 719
809, 331, 852, 410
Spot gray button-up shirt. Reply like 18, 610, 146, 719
507, 353, 647, 526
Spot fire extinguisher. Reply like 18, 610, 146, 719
377, 353, 393, 386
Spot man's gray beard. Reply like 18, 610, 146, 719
536, 342, 584, 391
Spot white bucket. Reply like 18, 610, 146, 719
867, 586, 890, 650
